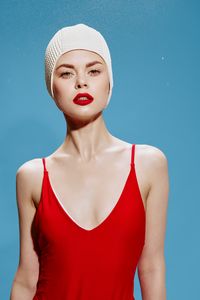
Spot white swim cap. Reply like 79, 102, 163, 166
45, 23, 113, 107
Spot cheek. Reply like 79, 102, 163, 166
52, 76, 60, 97
52, 82, 59, 97
96, 80, 110, 104
53, 79, 69, 99
96, 73, 109, 88
52, 82, 65, 109
101, 78, 110, 95
101, 73, 110, 93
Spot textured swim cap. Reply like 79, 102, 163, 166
45, 23, 113, 107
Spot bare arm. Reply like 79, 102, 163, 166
137, 146, 169, 300
10, 162, 40, 300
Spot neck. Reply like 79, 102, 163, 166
60, 112, 115, 162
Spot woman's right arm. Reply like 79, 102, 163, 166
10, 162, 40, 300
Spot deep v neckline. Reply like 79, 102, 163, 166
44, 144, 135, 233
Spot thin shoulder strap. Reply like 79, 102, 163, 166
130, 144, 135, 167
42, 157, 48, 172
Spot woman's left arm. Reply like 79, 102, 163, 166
137, 146, 169, 300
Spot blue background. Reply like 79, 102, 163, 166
1, 1, 199, 299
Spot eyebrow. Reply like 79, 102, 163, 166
55, 60, 103, 70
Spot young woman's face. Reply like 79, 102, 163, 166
52, 49, 110, 120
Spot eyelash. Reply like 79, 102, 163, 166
60, 69, 101, 78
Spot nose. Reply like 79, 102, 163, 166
75, 74, 88, 89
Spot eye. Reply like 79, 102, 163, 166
60, 72, 73, 78
89, 69, 101, 75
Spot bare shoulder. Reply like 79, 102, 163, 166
137, 144, 169, 275
135, 143, 169, 191
136, 144, 167, 160
14, 159, 44, 288
16, 158, 43, 184
136, 144, 168, 167
16, 158, 44, 207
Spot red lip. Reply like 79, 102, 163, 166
73, 93, 94, 104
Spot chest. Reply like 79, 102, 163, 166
49, 164, 133, 228
33, 149, 148, 231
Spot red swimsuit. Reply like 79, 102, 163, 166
32, 144, 146, 300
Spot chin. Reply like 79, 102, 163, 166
63, 108, 103, 124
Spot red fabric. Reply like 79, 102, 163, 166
32, 144, 146, 300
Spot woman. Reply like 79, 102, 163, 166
10, 23, 169, 300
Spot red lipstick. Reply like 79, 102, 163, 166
73, 93, 94, 106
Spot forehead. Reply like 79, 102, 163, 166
55, 49, 106, 67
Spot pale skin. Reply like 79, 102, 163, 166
10, 49, 169, 300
